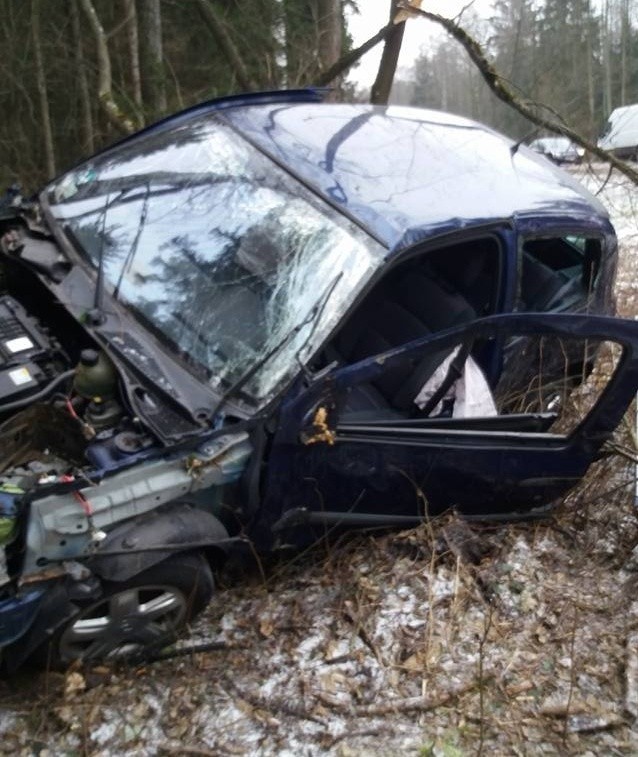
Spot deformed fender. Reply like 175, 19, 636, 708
87, 504, 230, 582
0, 588, 45, 647
3, 582, 78, 673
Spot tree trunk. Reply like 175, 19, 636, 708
71, 0, 95, 154
31, 0, 56, 178
124, 0, 143, 121
80, 0, 135, 134
317, 0, 341, 72
370, 0, 405, 105
586, 0, 595, 138
139, 0, 167, 118
603, 0, 613, 116
620, 0, 628, 105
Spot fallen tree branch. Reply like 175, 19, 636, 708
316, 23, 395, 87
398, 2, 638, 186
603, 442, 638, 464
317, 676, 487, 716
222, 675, 325, 724
327, 727, 388, 747
140, 639, 233, 663
159, 745, 218, 757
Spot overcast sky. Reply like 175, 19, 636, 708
346, 1, 494, 88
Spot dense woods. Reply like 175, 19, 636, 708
1, 1, 638, 190
0, 0, 351, 189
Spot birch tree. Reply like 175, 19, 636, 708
32, 0, 56, 178
124, 0, 143, 117
71, 0, 95, 153
139, 0, 166, 118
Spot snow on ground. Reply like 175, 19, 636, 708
1, 163, 638, 756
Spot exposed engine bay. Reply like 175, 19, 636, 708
0, 295, 67, 404
0, 292, 137, 474
0, 246, 153, 476
0, 226, 251, 597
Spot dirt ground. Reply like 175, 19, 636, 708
0, 164, 637, 756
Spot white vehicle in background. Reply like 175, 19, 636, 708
598, 104, 638, 160
529, 136, 584, 164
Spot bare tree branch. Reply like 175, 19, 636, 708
399, 2, 638, 185
316, 22, 394, 87
196, 0, 258, 92
79, 0, 136, 135
107, 3, 136, 40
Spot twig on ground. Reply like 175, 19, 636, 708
595, 162, 616, 196
342, 602, 385, 666
141, 640, 233, 664
317, 676, 487, 716
327, 726, 388, 747
222, 674, 325, 725
158, 745, 220, 756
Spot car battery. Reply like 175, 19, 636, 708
0, 362, 45, 402
0, 296, 54, 403
0, 296, 50, 367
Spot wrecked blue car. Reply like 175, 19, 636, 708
0, 89, 636, 668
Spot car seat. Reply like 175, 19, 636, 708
330, 268, 477, 416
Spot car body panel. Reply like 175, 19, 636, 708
223, 103, 608, 251
0, 589, 44, 646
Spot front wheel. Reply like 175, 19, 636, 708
39, 552, 214, 668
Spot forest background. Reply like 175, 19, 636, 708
1, 0, 638, 190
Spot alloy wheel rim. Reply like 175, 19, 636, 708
59, 583, 188, 662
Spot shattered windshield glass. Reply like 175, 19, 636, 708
46, 116, 383, 407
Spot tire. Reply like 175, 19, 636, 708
36, 552, 213, 668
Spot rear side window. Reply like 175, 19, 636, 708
519, 235, 601, 313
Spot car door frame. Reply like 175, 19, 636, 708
253, 313, 638, 549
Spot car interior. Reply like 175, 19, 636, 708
317, 234, 607, 432
520, 236, 601, 312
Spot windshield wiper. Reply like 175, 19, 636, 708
113, 181, 150, 301
86, 189, 128, 326
210, 272, 343, 420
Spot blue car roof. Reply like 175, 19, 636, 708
218, 100, 610, 251
80, 90, 611, 253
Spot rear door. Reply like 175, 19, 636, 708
257, 313, 638, 547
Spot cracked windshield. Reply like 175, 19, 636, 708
47, 116, 383, 405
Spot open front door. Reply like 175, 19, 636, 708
256, 313, 638, 548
